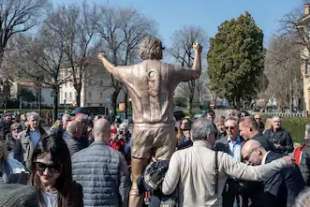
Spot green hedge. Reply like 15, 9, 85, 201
281, 117, 310, 144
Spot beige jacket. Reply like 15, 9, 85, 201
162, 140, 289, 207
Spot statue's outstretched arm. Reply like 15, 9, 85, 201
192, 42, 202, 79
97, 53, 118, 76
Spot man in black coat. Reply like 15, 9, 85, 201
239, 116, 274, 151
242, 140, 305, 207
238, 116, 276, 207
64, 120, 88, 156
0, 112, 13, 139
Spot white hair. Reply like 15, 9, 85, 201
191, 118, 217, 141
27, 112, 40, 121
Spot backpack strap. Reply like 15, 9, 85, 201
214, 150, 219, 195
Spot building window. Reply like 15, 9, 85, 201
88, 91, 92, 99
64, 92, 67, 99
69, 92, 72, 100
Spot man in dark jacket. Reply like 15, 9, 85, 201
242, 140, 305, 207
5, 123, 23, 160
238, 116, 276, 207
0, 112, 13, 139
64, 120, 88, 156
16, 112, 47, 170
239, 116, 274, 151
72, 118, 130, 207
263, 116, 294, 154
254, 114, 265, 133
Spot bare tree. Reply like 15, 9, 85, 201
271, 2, 308, 112
280, 3, 310, 54
12, 8, 68, 120
169, 26, 207, 114
264, 34, 303, 112
95, 6, 156, 116
59, 3, 99, 107
0, 0, 47, 70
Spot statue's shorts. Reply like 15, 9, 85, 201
131, 123, 176, 160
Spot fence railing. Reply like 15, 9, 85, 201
252, 112, 307, 118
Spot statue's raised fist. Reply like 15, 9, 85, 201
192, 42, 202, 53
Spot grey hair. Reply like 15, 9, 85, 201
272, 115, 281, 120
225, 116, 238, 125
294, 188, 310, 207
119, 122, 128, 131
27, 111, 40, 121
139, 35, 163, 60
191, 118, 217, 141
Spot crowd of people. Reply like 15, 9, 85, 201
0, 109, 309, 207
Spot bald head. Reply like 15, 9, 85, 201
242, 140, 262, 156
242, 139, 266, 165
93, 118, 110, 142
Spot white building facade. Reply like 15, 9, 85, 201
59, 61, 114, 108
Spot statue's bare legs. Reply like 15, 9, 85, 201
129, 157, 148, 207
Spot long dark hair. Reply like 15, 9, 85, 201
30, 130, 72, 206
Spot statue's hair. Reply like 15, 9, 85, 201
139, 35, 163, 60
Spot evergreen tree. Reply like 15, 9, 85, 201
207, 12, 264, 108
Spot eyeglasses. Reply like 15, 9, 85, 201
225, 126, 236, 130
34, 162, 61, 174
11, 128, 22, 131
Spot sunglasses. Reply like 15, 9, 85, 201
35, 162, 61, 174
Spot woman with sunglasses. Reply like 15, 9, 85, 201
30, 131, 83, 207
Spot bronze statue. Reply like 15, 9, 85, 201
98, 35, 202, 207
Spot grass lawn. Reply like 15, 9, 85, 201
280, 117, 310, 144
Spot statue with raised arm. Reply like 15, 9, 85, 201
98, 35, 202, 207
